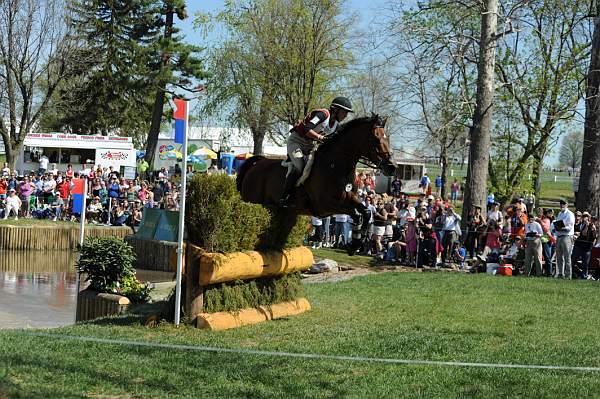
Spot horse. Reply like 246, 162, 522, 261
236, 114, 396, 254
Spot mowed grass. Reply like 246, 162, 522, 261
2, 273, 600, 398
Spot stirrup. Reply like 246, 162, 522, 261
278, 196, 296, 209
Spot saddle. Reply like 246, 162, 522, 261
281, 142, 319, 188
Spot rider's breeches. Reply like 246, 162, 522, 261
287, 132, 312, 174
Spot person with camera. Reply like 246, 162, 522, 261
441, 206, 461, 266
416, 205, 438, 268
553, 199, 575, 279
571, 211, 597, 280
523, 212, 543, 276
372, 200, 388, 259
465, 205, 486, 259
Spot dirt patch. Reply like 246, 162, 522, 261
302, 263, 462, 284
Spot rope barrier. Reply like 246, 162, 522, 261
11, 331, 600, 373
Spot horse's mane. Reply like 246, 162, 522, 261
319, 115, 380, 150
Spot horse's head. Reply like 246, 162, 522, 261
363, 114, 396, 176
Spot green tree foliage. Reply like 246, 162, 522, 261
198, 0, 353, 154
392, 0, 591, 205
492, 0, 591, 201
0, 0, 80, 168
558, 131, 584, 172
143, 0, 207, 166
42, 0, 206, 153
44, 0, 161, 136
392, 2, 478, 198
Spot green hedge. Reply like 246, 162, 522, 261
202, 272, 304, 313
186, 173, 309, 252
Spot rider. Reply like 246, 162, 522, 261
279, 96, 353, 208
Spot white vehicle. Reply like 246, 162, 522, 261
375, 158, 426, 194
17, 133, 136, 175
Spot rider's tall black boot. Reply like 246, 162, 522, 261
279, 171, 300, 208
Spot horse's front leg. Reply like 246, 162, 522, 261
347, 200, 369, 256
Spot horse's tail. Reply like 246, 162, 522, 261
236, 155, 266, 192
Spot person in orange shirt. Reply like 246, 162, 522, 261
510, 207, 528, 240
515, 198, 527, 212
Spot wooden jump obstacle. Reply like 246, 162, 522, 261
176, 244, 314, 330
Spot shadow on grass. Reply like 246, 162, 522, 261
83, 301, 168, 327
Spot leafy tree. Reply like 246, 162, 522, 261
558, 132, 584, 172
494, 0, 591, 201
55, 0, 161, 136
143, 0, 207, 167
390, 4, 477, 199
199, 0, 353, 155
0, 0, 81, 168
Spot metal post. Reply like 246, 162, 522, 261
174, 101, 189, 326
74, 177, 88, 322
107, 197, 112, 225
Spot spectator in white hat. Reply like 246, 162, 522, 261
3, 189, 21, 220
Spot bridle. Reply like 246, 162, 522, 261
359, 123, 392, 170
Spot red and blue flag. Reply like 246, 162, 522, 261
174, 99, 187, 144
71, 178, 86, 214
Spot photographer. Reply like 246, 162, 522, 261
416, 205, 437, 268
524, 213, 543, 276
372, 200, 388, 259
465, 205, 486, 259
571, 211, 597, 280
441, 206, 461, 266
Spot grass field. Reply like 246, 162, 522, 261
422, 163, 574, 206
2, 272, 600, 398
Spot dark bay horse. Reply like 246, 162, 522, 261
236, 114, 396, 254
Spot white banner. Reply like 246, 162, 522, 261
95, 148, 136, 168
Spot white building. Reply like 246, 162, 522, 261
17, 133, 136, 174
154, 126, 286, 169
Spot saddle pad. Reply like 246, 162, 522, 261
281, 143, 318, 187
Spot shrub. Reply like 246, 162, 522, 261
186, 173, 309, 252
77, 237, 151, 302
202, 272, 304, 313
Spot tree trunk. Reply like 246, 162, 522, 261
5, 141, 18, 171
577, 5, 600, 215
144, 89, 167, 168
440, 148, 448, 200
462, 0, 498, 222
252, 129, 265, 155
532, 138, 548, 200
144, 7, 175, 168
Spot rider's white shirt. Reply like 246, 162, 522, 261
310, 115, 338, 136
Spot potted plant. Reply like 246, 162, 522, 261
76, 237, 152, 321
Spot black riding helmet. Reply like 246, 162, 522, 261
331, 96, 354, 113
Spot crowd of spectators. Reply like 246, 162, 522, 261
308, 170, 600, 280
0, 160, 182, 227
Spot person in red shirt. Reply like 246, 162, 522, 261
0, 177, 8, 201
65, 164, 74, 179
57, 177, 71, 209
363, 173, 375, 191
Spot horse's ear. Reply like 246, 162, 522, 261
382, 116, 389, 128
370, 111, 378, 119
